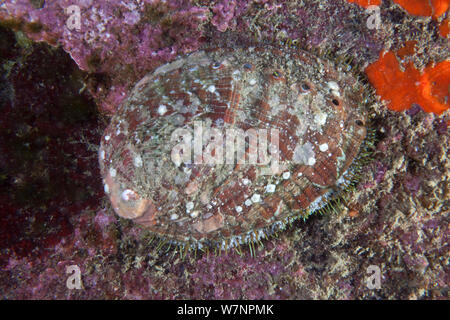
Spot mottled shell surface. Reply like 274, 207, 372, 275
99, 47, 367, 246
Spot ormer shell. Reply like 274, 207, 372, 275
99, 47, 367, 247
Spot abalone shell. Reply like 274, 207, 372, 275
99, 47, 367, 247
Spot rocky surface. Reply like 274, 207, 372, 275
0, 0, 448, 299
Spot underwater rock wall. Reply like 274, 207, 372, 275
0, 0, 448, 299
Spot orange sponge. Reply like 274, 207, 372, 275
439, 18, 449, 37
366, 51, 450, 114
397, 40, 418, 59
348, 0, 449, 19
393, 0, 449, 19
417, 61, 450, 114
346, 0, 382, 8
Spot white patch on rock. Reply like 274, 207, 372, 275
207, 85, 216, 93
121, 189, 135, 201
293, 142, 316, 166
265, 184, 276, 193
319, 143, 329, 152
251, 194, 261, 203
190, 210, 199, 218
327, 81, 340, 97
232, 70, 241, 80
186, 201, 194, 212
158, 104, 168, 115
314, 112, 327, 126
308, 157, 316, 166
133, 155, 143, 167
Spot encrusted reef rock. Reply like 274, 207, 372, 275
0, 0, 448, 299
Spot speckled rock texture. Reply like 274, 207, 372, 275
0, 0, 448, 299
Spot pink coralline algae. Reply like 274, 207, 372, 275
0, 0, 388, 114
210, 0, 252, 32
1, 0, 449, 300
211, 0, 238, 32
0, 0, 210, 113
